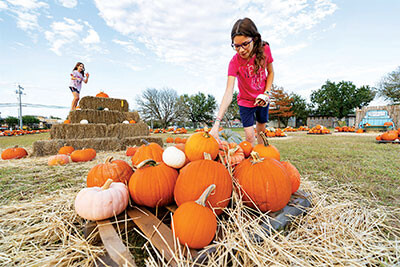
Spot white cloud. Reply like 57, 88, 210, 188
0, 1, 8, 9
112, 39, 143, 55
274, 43, 308, 57
56, 0, 77, 8
6, 0, 47, 9
3, 0, 49, 31
45, 17, 104, 56
93, 0, 337, 80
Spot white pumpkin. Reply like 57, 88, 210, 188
104, 108, 109, 111
74, 179, 129, 221
162, 146, 186, 169
80, 119, 89, 124
122, 120, 129, 124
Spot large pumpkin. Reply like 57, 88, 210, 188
96, 91, 109, 98
172, 184, 217, 249
280, 161, 301, 194
129, 159, 178, 207
252, 131, 280, 161
75, 179, 129, 221
87, 156, 133, 187
131, 140, 163, 166
48, 154, 70, 166
174, 153, 232, 215
185, 129, 219, 161
70, 148, 96, 162
234, 151, 291, 212
381, 130, 398, 141
1, 146, 28, 160
58, 145, 74, 155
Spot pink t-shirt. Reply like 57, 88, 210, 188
228, 44, 273, 107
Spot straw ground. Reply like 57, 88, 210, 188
0, 131, 399, 266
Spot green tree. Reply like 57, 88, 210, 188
223, 91, 240, 127
136, 88, 180, 128
310, 80, 375, 118
177, 92, 217, 128
378, 66, 400, 104
22, 115, 40, 125
5, 116, 18, 128
290, 93, 311, 126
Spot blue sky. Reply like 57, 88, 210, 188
0, 0, 399, 120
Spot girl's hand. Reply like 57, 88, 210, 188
86, 73, 90, 77
254, 93, 270, 107
209, 124, 221, 144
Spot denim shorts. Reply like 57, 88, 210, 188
69, 87, 80, 93
239, 104, 269, 127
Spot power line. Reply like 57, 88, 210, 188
0, 103, 69, 109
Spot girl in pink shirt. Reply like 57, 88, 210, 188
210, 18, 274, 145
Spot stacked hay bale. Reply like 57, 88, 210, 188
33, 96, 162, 156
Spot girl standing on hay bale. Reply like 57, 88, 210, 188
69, 62, 89, 111
210, 18, 274, 145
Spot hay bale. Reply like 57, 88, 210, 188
32, 139, 65, 156
122, 136, 163, 148
69, 110, 125, 124
50, 124, 108, 139
124, 111, 141, 122
78, 96, 129, 112
106, 122, 149, 138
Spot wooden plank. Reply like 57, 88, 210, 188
127, 207, 198, 266
97, 219, 137, 267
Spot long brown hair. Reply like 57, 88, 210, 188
231, 18, 268, 75
72, 62, 85, 76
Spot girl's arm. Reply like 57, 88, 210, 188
209, 76, 236, 142
264, 62, 274, 93
84, 73, 90, 84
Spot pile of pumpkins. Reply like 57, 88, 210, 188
376, 129, 400, 142
47, 146, 97, 166
308, 125, 331, 134
74, 130, 301, 249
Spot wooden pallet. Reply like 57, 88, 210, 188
85, 190, 311, 266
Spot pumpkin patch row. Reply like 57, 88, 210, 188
74, 129, 301, 249
0, 129, 50, 137
150, 127, 188, 134
308, 125, 331, 134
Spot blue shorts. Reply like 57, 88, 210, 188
239, 104, 269, 128
69, 87, 80, 93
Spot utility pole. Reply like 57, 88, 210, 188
16, 84, 24, 130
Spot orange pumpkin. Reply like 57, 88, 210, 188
238, 141, 253, 158
87, 156, 133, 187
174, 153, 232, 215
58, 145, 74, 155
384, 122, 393, 126
63, 119, 71, 124
48, 154, 70, 166
96, 91, 109, 98
376, 135, 382, 141
356, 129, 364, 133
219, 141, 245, 166
172, 184, 217, 249
166, 137, 174, 143
70, 148, 96, 162
129, 120, 136, 124
129, 159, 178, 207
131, 140, 163, 166
252, 131, 280, 161
1, 146, 28, 160
126, 146, 138, 157
280, 161, 301, 194
234, 151, 291, 212
185, 130, 219, 161
381, 130, 398, 141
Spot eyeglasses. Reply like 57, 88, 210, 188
231, 39, 253, 51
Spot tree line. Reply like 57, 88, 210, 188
136, 66, 400, 128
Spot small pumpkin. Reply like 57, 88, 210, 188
234, 151, 291, 212
1, 146, 28, 160
166, 137, 174, 143
252, 131, 280, 161
239, 140, 253, 158
70, 148, 96, 162
131, 139, 163, 166
87, 156, 133, 187
96, 91, 109, 98
126, 146, 138, 157
129, 159, 178, 207
185, 129, 219, 161
80, 119, 89, 124
129, 120, 136, 124
162, 146, 186, 169
48, 154, 70, 166
219, 141, 245, 166
280, 161, 301, 194
172, 184, 217, 249
122, 120, 129, 124
74, 179, 129, 221
64, 119, 71, 124
58, 145, 74, 155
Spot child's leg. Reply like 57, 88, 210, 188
71, 92, 80, 110
243, 126, 256, 145
255, 122, 267, 144
255, 106, 269, 144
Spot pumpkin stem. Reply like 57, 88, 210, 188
202, 127, 211, 138
259, 131, 269, 147
101, 179, 113, 190
141, 139, 150, 145
228, 145, 239, 156
136, 159, 158, 169
203, 152, 212, 160
195, 184, 216, 207
250, 151, 264, 164
105, 156, 114, 163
